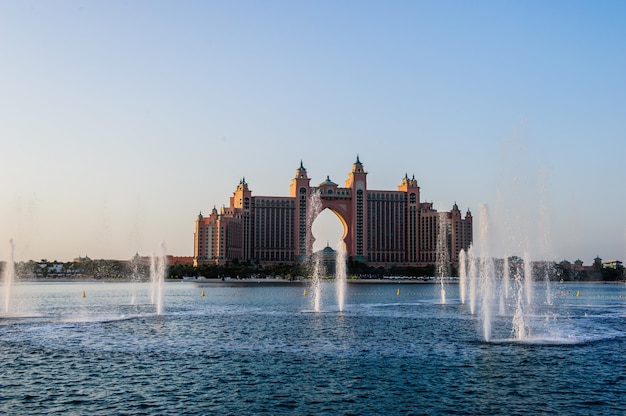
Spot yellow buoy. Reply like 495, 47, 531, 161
397, 288, 401, 295
303, 289, 307, 296
82, 290, 86, 298
576, 290, 581, 297
201, 289, 205, 297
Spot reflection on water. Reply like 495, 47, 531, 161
1, 281, 625, 414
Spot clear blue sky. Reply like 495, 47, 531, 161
1, 0, 624, 264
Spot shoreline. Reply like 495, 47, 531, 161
183, 278, 625, 286
8, 277, 625, 285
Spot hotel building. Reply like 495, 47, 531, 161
194, 157, 472, 268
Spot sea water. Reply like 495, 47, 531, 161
1, 281, 625, 414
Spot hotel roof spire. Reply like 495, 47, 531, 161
351, 155, 366, 174
294, 160, 308, 179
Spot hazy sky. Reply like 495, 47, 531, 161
1, 1, 624, 264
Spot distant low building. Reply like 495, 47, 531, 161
168, 256, 194, 266
559, 256, 624, 281
130, 253, 194, 267
603, 260, 623, 270
315, 244, 337, 276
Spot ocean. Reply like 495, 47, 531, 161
1, 280, 624, 415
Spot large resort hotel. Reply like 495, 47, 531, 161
194, 157, 473, 268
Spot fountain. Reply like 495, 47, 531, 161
458, 248, 467, 305
129, 257, 142, 306
523, 251, 533, 306
335, 240, 347, 312
307, 189, 347, 313
150, 243, 167, 315
311, 253, 323, 312
467, 245, 477, 315
307, 190, 323, 312
462, 203, 563, 342
510, 260, 528, 340
462, 204, 511, 341
436, 213, 450, 304
499, 255, 510, 315
3, 239, 16, 314
481, 204, 496, 341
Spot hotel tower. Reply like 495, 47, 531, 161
194, 157, 472, 268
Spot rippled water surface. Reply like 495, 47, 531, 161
1, 281, 625, 414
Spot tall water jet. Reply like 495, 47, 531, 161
436, 213, 449, 304
129, 254, 142, 306
150, 243, 167, 315
502, 256, 510, 299
307, 190, 323, 312
523, 251, 533, 306
311, 252, 323, 312
458, 249, 467, 305
307, 189, 323, 256
3, 239, 16, 314
465, 137, 557, 341
150, 255, 157, 304
511, 267, 528, 340
477, 204, 494, 341
463, 201, 563, 342
498, 256, 510, 315
468, 245, 477, 315
479, 255, 495, 342
335, 240, 347, 312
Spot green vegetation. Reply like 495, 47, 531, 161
168, 259, 437, 280
554, 262, 625, 282
0, 259, 148, 280
168, 262, 310, 280
0, 258, 623, 282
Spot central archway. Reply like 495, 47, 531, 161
311, 208, 348, 253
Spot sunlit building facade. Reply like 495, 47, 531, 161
194, 157, 472, 268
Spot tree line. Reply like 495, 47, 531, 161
0, 258, 623, 281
